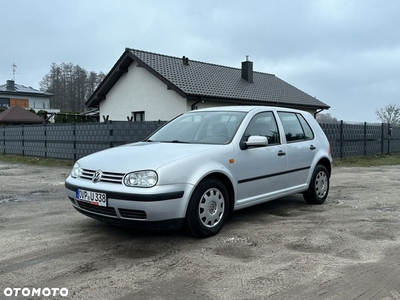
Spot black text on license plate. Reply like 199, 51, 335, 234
76, 189, 107, 207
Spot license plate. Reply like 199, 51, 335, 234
76, 189, 107, 207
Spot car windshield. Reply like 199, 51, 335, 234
147, 111, 247, 144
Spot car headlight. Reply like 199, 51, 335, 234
124, 170, 158, 187
71, 162, 83, 178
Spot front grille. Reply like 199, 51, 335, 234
119, 208, 147, 220
81, 168, 125, 184
77, 201, 117, 217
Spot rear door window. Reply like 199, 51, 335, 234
278, 112, 314, 142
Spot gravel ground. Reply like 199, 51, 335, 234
0, 161, 400, 299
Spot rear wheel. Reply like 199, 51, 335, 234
186, 177, 229, 238
303, 164, 329, 205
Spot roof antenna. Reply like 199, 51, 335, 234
12, 63, 17, 81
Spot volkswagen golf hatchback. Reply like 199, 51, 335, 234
65, 106, 332, 237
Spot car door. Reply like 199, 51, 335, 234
277, 112, 317, 189
236, 111, 289, 207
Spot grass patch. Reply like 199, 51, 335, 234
0, 154, 74, 167
334, 152, 400, 167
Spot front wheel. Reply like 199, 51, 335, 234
186, 177, 229, 238
303, 165, 330, 205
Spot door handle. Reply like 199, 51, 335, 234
310, 145, 316, 151
277, 150, 286, 156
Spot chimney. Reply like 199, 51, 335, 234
241, 55, 253, 83
6, 80, 15, 91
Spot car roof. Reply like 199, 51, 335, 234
187, 105, 304, 114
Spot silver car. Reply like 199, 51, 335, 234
65, 106, 332, 237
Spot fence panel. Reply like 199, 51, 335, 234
4, 126, 24, 155
75, 122, 112, 159
23, 125, 46, 157
46, 124, 76, 160
365, 124, 382, 156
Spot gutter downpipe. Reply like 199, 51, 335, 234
314, 109, 325, 118
191, 98, 204, 110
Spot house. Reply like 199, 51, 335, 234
0, 105, 43, 125
0, 80, 56, 113
86, 48, 330, 122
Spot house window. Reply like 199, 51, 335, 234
0, 97, 10, 108
132, 111, 145, 121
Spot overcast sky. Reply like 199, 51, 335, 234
1, 0, 399, 123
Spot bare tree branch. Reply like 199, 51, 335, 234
376, 103, 400, 124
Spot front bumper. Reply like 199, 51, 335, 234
65, 177, 194, 227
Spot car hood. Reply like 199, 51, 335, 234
78, 142, 220, 172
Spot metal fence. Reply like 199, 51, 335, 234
1, 121, 399, 160
320, 121, 400, 158
0, 121, 167, 161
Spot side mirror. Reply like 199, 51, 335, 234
246, 135, 269, 147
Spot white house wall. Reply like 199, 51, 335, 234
100, 62, 186, 121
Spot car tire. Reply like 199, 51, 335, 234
186, 177, 229, 238
303, 164, 329, 205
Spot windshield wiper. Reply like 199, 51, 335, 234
145, 139, 188, 143
171, 140, 188, 143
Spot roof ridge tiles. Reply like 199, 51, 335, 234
126, 47, 275, 76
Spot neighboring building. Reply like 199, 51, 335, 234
0, 80, 58, 114
0, 105, 43, 125
86, 48, 330, 122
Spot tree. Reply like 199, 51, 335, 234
376, 103, 400, 125
40, 63, 105, 113
316, 113, 340, 124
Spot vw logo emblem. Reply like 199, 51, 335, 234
92, 170, 103, 183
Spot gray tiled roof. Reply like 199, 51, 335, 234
127, 48, 329, 109
86, 48, 329, 109
0, 82, 52, 96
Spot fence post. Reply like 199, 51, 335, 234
387, 123, 391, 155
73, 122, 77, 161
363, 122, 367, 156
21, 124, 24, 157
340, 120, 344, 158
2, 125, 4, 155
109, 121, 114, 148
44, 123, 47, 158
381, 123, 384, 154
